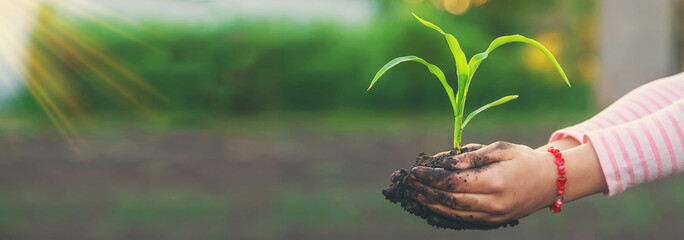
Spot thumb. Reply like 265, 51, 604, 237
443, 141, 513, 170
461, 143, 485, 152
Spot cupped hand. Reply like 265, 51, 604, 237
405, 141, 561, 225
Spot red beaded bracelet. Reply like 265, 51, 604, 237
547, 147, 566, 213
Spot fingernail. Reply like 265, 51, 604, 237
408, 168, 422, 180
409, 166, 429, 176
390, 170, 403, 183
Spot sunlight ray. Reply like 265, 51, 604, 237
1, 0, 168, 157
0, 24, 79, 138
29, 16, 151, 113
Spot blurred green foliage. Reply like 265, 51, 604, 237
11, 0, 596, 119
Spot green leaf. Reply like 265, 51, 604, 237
411, 13, 469, 77
368, 56, 457, 113
461, 95, 518, 129
466, 35, 571, 95
412, 13, 470, 112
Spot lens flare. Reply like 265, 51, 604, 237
444, 0, 470, 15
0, 0, 164, 159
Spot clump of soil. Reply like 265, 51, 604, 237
381, 147, 519, 230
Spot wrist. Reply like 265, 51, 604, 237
537, 137, 581, 152
539, 148, 563, 207
545, 147, 568, 213
559, 143, 608, 202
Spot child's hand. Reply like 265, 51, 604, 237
404, 141, 606, 224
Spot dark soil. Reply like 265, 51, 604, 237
381, 147, 520, 230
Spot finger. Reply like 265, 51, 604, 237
461, 143, 485, 153
413, 193, 494, 223
442, 151, 496, 170
408, 166, 485, 192
390, 170, 403, 184
399, 198, 431, 218
408, 181, 486, 210
443, 141, 515, 170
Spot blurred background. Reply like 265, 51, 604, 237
0, 0, 683, 239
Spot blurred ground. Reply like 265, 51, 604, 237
1, 111, 682, 240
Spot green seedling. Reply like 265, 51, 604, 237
368, 13, 570, 153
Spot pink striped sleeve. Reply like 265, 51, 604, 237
584, 98, 684, 196
549, 72, 684, 143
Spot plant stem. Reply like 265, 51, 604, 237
454, 115, 462, 152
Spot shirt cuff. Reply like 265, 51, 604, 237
549, 127, 586, 144
583, 130, 625, 197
